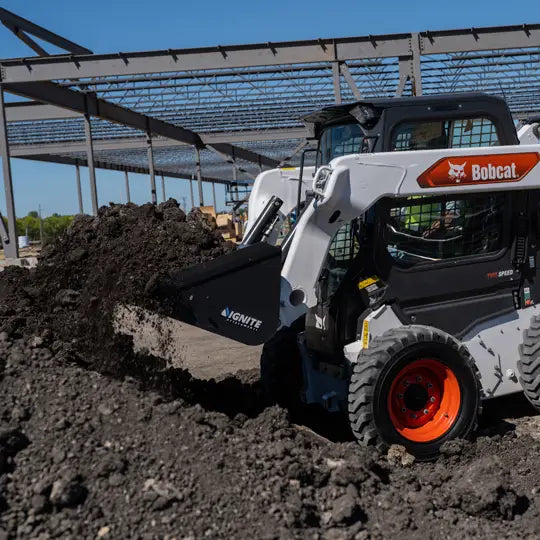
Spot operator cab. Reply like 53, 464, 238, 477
303, 93, 518, 164
303, 93, 521, 356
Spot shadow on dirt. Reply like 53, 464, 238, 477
92, 335, 540, 446
89, 334, 354, 442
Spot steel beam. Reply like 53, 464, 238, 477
7, 128, 309, 154
6, 102, 83, 121
2, 25, 538, 83
84, 114, 98, 216
146, 132, 157, 204
3, 81, 279, 167
5, 81, 203, 148
15, 153, 231, 185
124, 171, 131, 203
0, 87, 18, 259
207, 143, 278, 168
339, 62, 362, 100
3, 24, 49, 56
75, 163, 84, 214
0, 8, 92, 55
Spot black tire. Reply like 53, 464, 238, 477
518, 314, 540, 410
348, 325, 481, 460
260, 325, 303, 408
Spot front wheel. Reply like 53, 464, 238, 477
348, 325, 481, 460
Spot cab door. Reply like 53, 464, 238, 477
372, 191, 520, 338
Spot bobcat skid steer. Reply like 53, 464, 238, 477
161, 93, 540, 459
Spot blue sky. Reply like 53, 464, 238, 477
0, 0, 537, 216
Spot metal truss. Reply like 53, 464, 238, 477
0, 16, 539, 258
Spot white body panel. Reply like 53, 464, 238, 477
518, 123, 540, 145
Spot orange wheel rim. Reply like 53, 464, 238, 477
387, 358, 461, 443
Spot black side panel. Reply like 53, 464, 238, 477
159, 243, 282, 346
399, 290, 516, 338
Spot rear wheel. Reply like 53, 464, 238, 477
348, 325, 481, 460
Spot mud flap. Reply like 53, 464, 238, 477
158, 243, 282, 345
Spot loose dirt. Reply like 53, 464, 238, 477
1, 200, 540, 539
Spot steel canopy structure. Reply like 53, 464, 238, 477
0, 9, 539, 258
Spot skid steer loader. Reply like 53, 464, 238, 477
160, 93, 540, 459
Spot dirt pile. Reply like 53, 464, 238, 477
0, 200, 232, 375
0, 200, 540, 538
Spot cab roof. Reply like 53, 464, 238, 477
302, 93, 511, 129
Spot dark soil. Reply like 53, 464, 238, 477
1, 200, 540, 539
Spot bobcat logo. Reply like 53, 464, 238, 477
448, 161, 467, 182
314, 314, 326, 330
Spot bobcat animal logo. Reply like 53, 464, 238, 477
448, 161, 467, 182
314, 314, 326, 330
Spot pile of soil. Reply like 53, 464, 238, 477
1, 199, 540, 538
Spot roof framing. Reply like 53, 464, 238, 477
1, 24, 538, 83
0, 21, 539, 183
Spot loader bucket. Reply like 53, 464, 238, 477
157, 242, 282, 346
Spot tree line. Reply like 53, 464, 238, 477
2, 211, 73, 246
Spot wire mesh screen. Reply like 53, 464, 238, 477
391, 117, 500, 152
328, 223, 357, 262
386, 195, 505, 265
450, 118, 499, 147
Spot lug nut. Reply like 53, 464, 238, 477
427, 383, 433, 388
401, 408, 406, 413
398, 393, 403, 399
411, 414, 417, 419
430, 396, 436, 403
423, 409, 429, 415
416, 376, 422, 382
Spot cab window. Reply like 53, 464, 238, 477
391, 117, 500, 151
320, 123, 364, 164
384, 194, 505, 267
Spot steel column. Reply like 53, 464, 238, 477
212, 182, 217, 210
410, 33, 423, 96
124, 171, 131, 203
161, 175, 166, 202
146, 132, 157, 204
194, 147, 204, 206
84, 114, 98, 215
189, 177, 195, 209
0, 86, 18, 259
396, 33, 423, 97
232, 165, 238, 203
75, 163, 83, 214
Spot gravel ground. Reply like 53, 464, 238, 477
1, 200, 540, 539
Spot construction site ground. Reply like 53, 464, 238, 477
1, 200, 540, 539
